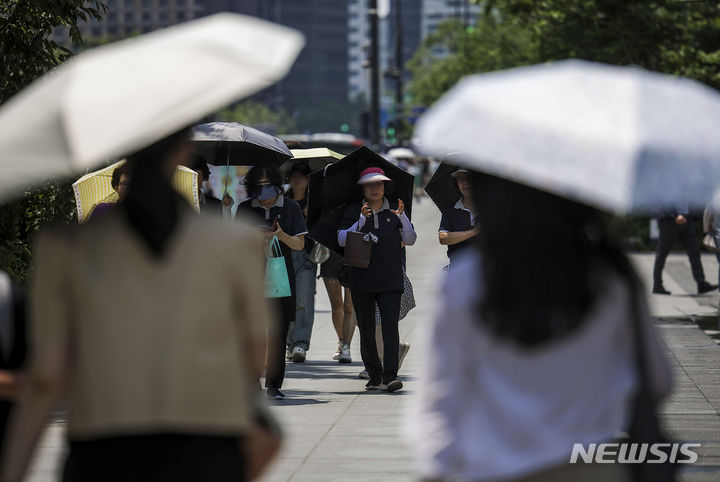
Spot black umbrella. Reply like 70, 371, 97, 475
192, 122, 292, 166
424, 160, 467, 211
307, 146, 414, 255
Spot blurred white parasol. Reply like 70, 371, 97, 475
416, 60, 720, 214
0, 13, 304, 202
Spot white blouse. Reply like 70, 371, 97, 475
407, 250, 672, 481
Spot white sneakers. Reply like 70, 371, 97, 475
332, 341, 342, 361
339, 343, 352, 363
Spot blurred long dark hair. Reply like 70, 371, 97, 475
123, 128, 191, 257
471, 172, 638, 347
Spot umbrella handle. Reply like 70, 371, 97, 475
224, 148, 230, 194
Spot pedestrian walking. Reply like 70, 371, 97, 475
188, 154, 225, 216
1, 129, 280, 481
89, 163, 130, 219
320, 251, 355, 363
337, 167, 417, 393
235, 163, 308, 400
284, 161, 317, 363
409, 172, 673, 481
425, 162, 478, 269
652, 203, 716, 295
702, 200, 720, 291
306, 146, 415, 368
438, 168, 478, 267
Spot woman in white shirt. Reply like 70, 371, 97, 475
408, 172, 673, 482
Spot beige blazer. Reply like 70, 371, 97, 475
30, 209, 272, 439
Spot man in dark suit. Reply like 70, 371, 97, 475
653, 203, 716, 295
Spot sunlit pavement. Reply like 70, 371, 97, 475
24, 203, 720, 481
632, 253, 720, 482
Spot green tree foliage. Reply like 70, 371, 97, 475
0, 181, 77, 286
408, 16, 536, 105
0, 1, 105, 285
411, 1, 720, 105
408, 1, 720, 249
484, 0, 720, 89
0, 0, 106, 102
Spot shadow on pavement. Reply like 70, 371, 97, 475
268, 398, 330, 406
332, 390, 413, 396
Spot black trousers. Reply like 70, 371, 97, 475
265, 295, 294, 390
351, 290, 402, 384
63, 434, 245, 482
653, 218, 706, 287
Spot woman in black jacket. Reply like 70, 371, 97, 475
337, 167, 417, 393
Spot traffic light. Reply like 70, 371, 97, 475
386, 122, 397, 144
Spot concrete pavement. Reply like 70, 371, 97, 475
258, 198, 445, 482
21, 202, 720, 481
632, 254, 720, 482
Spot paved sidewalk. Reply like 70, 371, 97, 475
22, 205, 720, 481
632, 253, 720, 482
257, 198, 445, 482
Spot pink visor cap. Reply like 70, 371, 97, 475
357, 167, 391, 184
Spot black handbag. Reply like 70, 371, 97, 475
343, 231, 376, 268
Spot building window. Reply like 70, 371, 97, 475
125, 12, 134, 22
176, 11, 186, 21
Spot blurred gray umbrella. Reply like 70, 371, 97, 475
192, 122, 292, 166
416, 60, 720, 214
0, 13, 304, 202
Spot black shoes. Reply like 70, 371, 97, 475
652, 285, 671, 295
698, 281, 718, 294
267, 387, 285, 400
654, 282, 718, 295
384, 379, 403, 393
365, 379, 382, 391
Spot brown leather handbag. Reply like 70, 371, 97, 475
343, 231, 375, 268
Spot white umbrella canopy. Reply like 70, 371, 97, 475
415, 60, 720, 214
0, 13, 304, 202
387, 147, 416, 160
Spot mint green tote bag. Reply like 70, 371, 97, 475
265, 235, 291, 298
